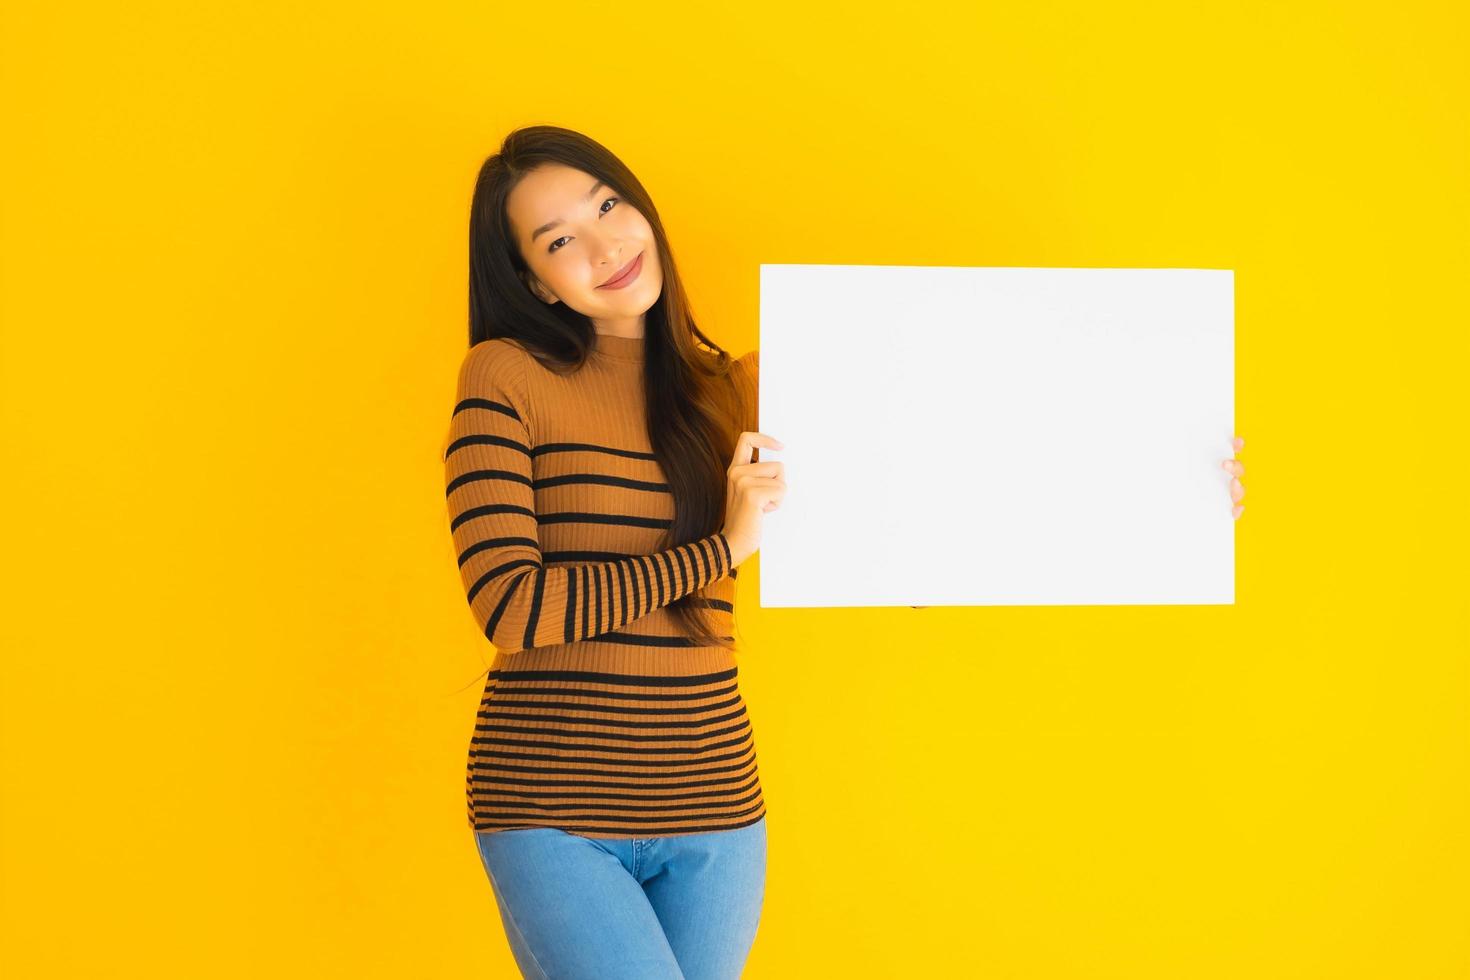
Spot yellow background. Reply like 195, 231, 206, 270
3, 1, 1466, 976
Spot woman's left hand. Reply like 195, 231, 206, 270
1222, 435, 1246, 520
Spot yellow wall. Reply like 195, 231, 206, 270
3, 1, 1466, 976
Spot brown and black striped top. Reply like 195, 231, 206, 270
443, 330, 765, 839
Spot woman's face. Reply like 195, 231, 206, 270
506, 162, 662, 335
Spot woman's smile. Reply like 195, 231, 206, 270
597, 250, 644, 289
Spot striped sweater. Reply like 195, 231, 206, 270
443, 330, 766, 839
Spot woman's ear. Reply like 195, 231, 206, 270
521, 271, 557, 305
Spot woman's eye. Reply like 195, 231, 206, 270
547, 197, 619, 254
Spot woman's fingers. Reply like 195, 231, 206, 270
732, 431, 785, 467
1227, 435, 1245, 519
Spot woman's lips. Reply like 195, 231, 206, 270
598, 251, 644, 289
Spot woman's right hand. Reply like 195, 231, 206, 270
721, 431, 786, 568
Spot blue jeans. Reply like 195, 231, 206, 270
473, 815, 767, 979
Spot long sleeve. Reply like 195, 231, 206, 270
444, 341, 733, 655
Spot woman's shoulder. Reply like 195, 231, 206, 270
735, 348, 758, 378
730, 348, 758, 432
456, 337, 533, 398
734, 348, 758, 394
464, 336, 534, 371
465, 335, 531, 364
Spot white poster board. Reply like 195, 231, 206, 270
757, 265, 1235, 608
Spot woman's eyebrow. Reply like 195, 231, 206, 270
530, 180, 607, 244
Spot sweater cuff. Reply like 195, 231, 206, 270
714, 531, 734, 571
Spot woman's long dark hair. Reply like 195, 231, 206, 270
466, 124, 749, 652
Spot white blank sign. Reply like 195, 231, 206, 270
757, 265, 1235, 608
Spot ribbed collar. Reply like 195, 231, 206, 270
592, 330, 646, 364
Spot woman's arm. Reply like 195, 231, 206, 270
444, 342, 732, 654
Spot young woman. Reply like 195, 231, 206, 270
444, 124, 1249, 979
443, 125, 782, 980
